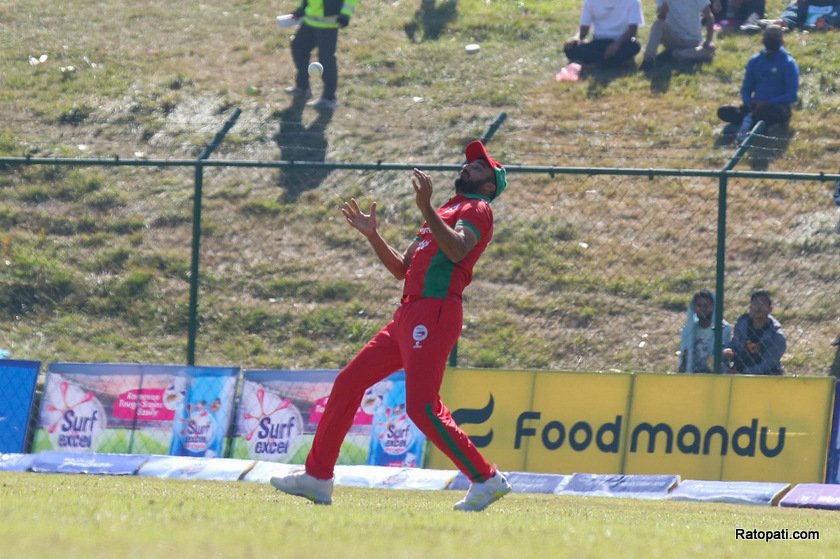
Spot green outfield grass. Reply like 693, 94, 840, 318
0, 472, 836, 559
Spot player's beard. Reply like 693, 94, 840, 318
455, 173, 483, 195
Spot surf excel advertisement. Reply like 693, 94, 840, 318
31, 363, 238, 456
230, 369, 425, 467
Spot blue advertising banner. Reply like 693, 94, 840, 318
0, 453, 35, 472
558, 473, 679, 499
30, 451, 150, 475
448, 471, 571, 494
0, 359, 40, 453
779, 483, 840, 510
168, 367, 239, 458
825, 382, 840, 484
367, 371, 426, 468
668, 479, 791, 505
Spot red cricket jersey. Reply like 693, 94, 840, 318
402, 193, 494, 300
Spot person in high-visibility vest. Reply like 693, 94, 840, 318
285, 1, 357, 111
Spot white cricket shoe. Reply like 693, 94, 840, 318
453, 470, 512, 512
270, 471, 333, 505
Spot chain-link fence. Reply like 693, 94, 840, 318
2, 130, 840, 460
1, 154, 838, 378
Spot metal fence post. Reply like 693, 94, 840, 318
186, 109, 241, 365
713, 120, 767, 373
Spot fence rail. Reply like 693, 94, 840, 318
1, 115, 839, 376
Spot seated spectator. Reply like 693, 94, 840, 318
642, 0, 716, 71
564, 0, 645, 68
717, 25, 799, 143
723, 289, 787, 375
714, 0, 767, 29
678, 288, 733, 373
777, 0, 840, 30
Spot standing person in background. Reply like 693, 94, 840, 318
724, 290, 787, 375
271, 141, 513, 512
641, 0, 717, 71
717, 25, 799, 143
285, 0, 357, 111
678, 288, 732, 373
563, 0, 645, 68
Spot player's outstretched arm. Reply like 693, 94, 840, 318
341, 198, 411, 279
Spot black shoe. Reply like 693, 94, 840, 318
717, 105, 744, 124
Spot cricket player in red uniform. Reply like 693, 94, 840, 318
271, 141, 511, 511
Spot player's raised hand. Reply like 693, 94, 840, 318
341, 198, 377, 238
412, 168, 434, 214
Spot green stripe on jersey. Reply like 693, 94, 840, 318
421, 250, 456, 298
456, 219, 481, 241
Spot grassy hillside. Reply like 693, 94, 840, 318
1, 0, 838, 373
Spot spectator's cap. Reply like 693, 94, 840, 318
465, 140, 507, 200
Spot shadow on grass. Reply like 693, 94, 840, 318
745, 125, 794, 170
644, 53, 707, 95
404, 0, 458, 42
273, 96, 335, 201
712, 123, 794, 171
579, 62, 639, 97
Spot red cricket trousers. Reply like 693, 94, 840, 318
305, 297, 494, 483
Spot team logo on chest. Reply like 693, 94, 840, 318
412, 324, 429, 349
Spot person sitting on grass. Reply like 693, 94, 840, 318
563, 0, 645, 68
641, 0, 717, 71
716, 25, 799, 143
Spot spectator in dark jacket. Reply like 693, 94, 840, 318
724, 290, 787, 375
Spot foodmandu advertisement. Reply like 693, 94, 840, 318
719, 375, 834, 484
426, 368, 538, 472
0, 359, 40, 453
31, 363, 238, 456
622, 373, 734, 480
427, 369, 835, 483
230, 369, 425, 466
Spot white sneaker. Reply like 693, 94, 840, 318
453, 470, 512, 512
270, 471, 333, 505
308, 97, 338, 111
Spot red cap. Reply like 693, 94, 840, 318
464, 140, 507, 199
